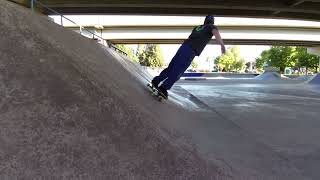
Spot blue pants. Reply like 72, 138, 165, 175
153, 43, 196, 90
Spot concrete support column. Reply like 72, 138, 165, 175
30, 0, 34, 11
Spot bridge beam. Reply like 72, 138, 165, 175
7, 0, 320, 21
65, 25, 320, 46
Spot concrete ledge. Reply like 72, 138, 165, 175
183, 77, 207, 80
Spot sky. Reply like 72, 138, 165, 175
50, 15, 320, 66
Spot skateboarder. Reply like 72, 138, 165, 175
151, 15, 226, 98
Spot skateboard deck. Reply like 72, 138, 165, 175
147, 83, 168, 102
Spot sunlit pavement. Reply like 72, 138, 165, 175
170, 79, 320, 179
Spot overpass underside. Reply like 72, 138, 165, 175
66, 25, 320, 46
109, 39, 320, 46
10, 0, 320, 21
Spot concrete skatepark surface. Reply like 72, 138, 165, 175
1, 1, 320, 179
0, 1, 225, 179
254, 71, 282, 80
308, 73, 320, 85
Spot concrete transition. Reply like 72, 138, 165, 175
295, 75, 313, 81
0, 1, 226, 179
254, 71, 282, 80
308, 73, 320, 85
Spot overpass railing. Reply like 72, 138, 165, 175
29, 0, 128, 56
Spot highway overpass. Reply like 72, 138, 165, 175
9, 0, 320, 21
63, 24, 320, 46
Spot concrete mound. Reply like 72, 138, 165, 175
254, 71, 282, 80
308, 73, 320, 85
295, 75, 313, 81
0, 1, 225, 179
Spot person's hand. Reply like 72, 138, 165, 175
221, 45, 226, 54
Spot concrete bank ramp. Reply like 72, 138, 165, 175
0, 1, 226, 179
254, 71, 282, 80
296, 75, 313, 81
308, 73, 320, 85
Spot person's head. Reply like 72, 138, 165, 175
204, 15, 215, 25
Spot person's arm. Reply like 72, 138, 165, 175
212, 28, 226, 54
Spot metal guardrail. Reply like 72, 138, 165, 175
29, 0, 128, 56
109, 45, 128, 56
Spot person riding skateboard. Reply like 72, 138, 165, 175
151, 15, 226, 98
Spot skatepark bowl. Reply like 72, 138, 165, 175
1, 1, 320, 179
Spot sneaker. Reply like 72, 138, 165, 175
151, 79, 159, 88
158, 86, 168, 98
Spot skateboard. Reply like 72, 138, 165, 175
147, 83, 168, 102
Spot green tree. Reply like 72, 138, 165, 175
256, 46, 320, 74
215, 54, 233, 71
255, 49, 270, 70
191, 60, 199, 69
233, 59, 246, 72
268, 46, 297, 73
215, 46, 245, 72
295, 47, 320, 74
136, 44, 146, 64
140, 44, 164, 67
115, 44, 138, 63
